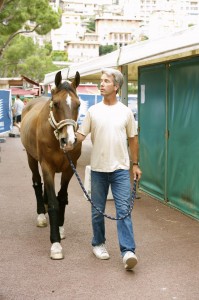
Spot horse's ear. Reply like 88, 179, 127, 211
55, 71, 62, 87
71, 71, 80, 89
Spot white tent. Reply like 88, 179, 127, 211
44, 25, 199, 86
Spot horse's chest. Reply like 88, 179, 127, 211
49, 153, 69, 172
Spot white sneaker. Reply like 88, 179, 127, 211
123, 251, 138, 270
93, 244, 110, 260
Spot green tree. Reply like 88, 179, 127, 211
86, 18, 95, 33
0, 0, 4, 11
0, 0, 61, 57
19, 53, 58, 82
51, 50, 68, 62
99, 45, 117, 56
0, 35, 58, 81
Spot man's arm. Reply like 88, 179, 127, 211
128, 135, 142, 180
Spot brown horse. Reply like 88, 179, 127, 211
20, 71, 82, 259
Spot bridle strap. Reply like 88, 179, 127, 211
48, 100, 77, 140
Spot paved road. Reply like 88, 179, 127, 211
0, 133, 199, 300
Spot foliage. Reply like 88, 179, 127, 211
99, 45, 117, 56
0, 0, 61, 57
0, 35, 58, 81
19, 54, 58, 82
51, 50, 68, 62
140, 35, 149, 41
128, 83, 138, 94
86, 18, 95, 33
44, 42, 53, 53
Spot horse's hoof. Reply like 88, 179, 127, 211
50, 242, 64, 260
37, 214, 47, 227
59, 226, 66, 239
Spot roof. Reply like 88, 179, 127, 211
95, 16, 142, 21
11, 87, 38, 97
0, 78, 23, 87
21, 75, 39, 87
68, 41, 100, 45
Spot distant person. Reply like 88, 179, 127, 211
12, 95, 24, 131
75, 68, 142, 270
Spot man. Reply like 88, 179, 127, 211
76, 68, 142, 270
12, 94, 24, 130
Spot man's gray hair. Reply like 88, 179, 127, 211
101, 68, 124, 91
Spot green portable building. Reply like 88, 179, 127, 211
138, 56, 199, 220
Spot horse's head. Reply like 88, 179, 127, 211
49, 71, 80, 152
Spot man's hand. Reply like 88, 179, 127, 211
75, 132, 86, 144
132, 165, 142, 181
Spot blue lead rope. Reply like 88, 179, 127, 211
66, 153, 137, 221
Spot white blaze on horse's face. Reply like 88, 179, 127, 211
65, 124, 76, 150
66, 94, 72, 109
61, 93, 76, 151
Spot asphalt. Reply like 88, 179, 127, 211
0, 129, 199, 300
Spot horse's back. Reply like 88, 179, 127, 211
22, 97, 49, 118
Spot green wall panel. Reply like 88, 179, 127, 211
138, 57, 199, 220
168, 58, 199, 219
138, 64, 166, 200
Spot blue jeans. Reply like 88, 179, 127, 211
91, 169, 136, 257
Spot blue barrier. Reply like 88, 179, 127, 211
0, 90, 12, 134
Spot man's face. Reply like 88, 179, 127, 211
100, 73, 118, 97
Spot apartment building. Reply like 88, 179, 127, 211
66, 40, 100, 63
59, 0, 113, 15
95, 16, 141, 47
136, 0, 199, 38
51, 12, 84, 51
50, 1, 141, 60
49, 0, 199, 62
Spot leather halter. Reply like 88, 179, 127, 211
48, 100, 77, 140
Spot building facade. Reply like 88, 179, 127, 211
49, 0, 199, 62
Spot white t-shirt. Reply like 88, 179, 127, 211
13, 99, 24, 116
77, 101, 137, 172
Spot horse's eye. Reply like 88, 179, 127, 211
53, 102, 59, 108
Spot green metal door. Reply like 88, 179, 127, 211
167, 58, 199, 219
138, 64, 167, 201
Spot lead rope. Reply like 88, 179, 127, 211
66, 152, 137, 221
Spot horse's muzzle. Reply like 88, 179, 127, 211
60, 138, 74, 152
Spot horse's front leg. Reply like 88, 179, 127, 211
57, 165, 74, 240
42, 167, 64, 260
27, 153, 47, 227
